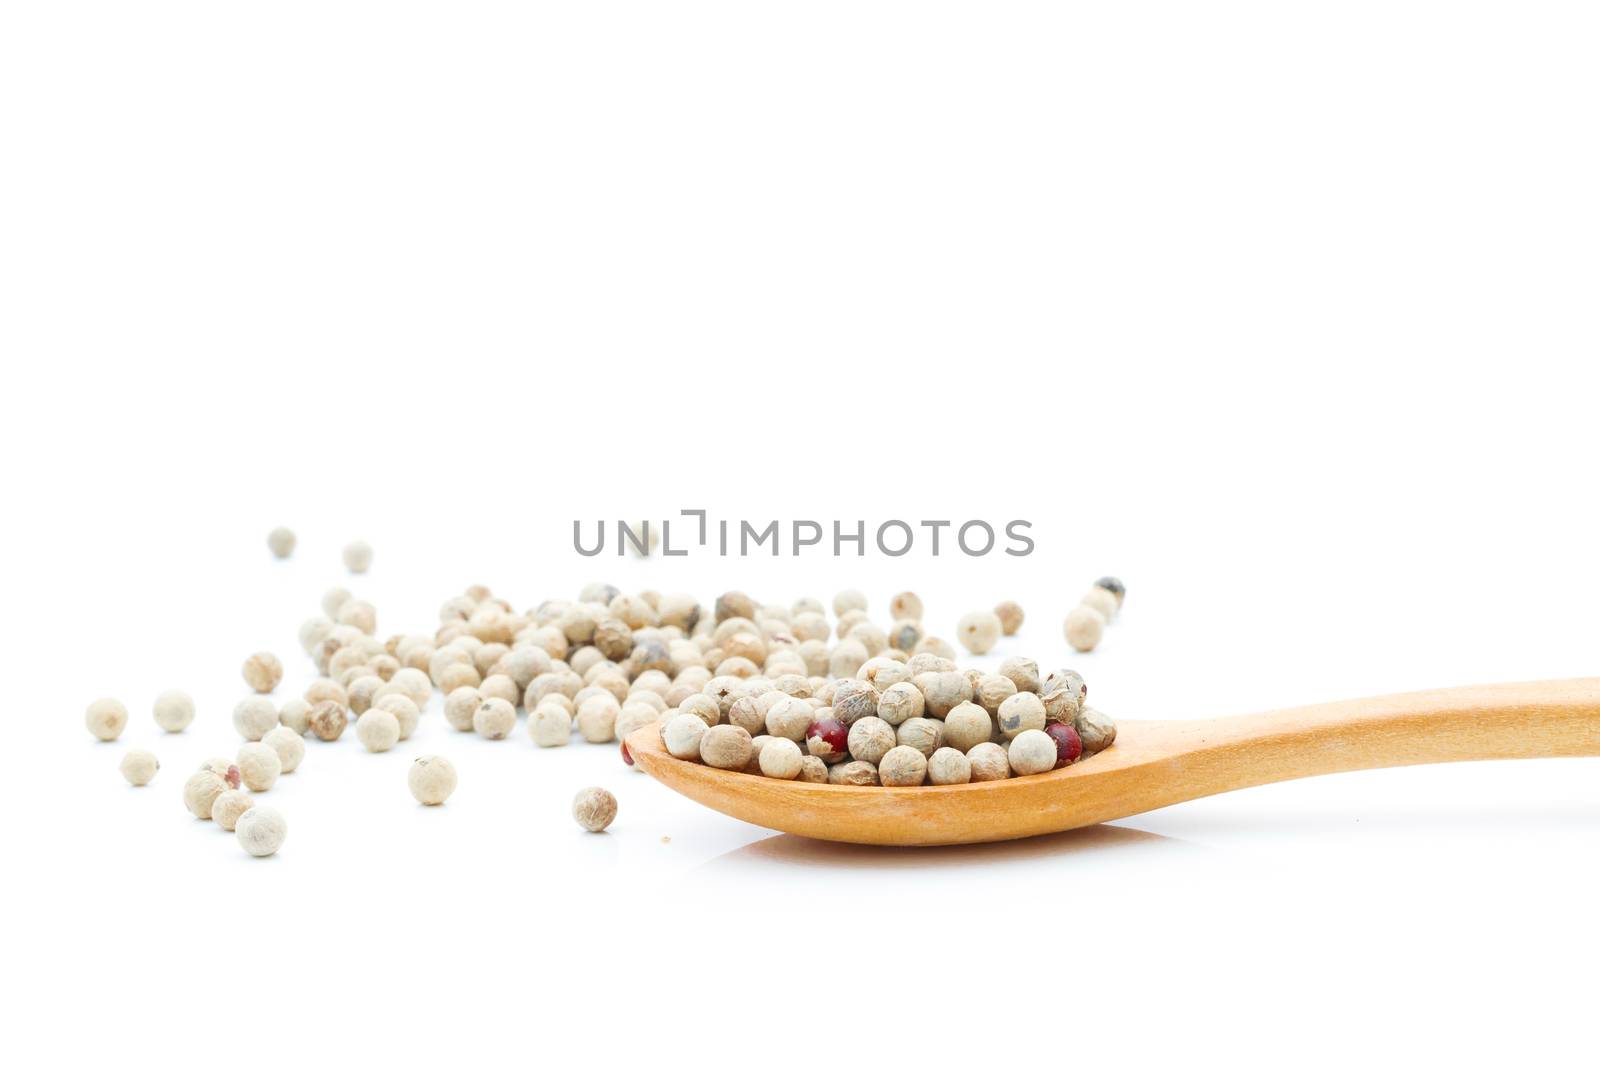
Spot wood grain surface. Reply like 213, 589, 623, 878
626, 678, 1600, 845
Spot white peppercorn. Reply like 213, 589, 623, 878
150, 689, 194, 733
1008, 729, 1058, 776
896, 717, 944, 757
253, 730, 301, 778
276, 697, 311, 735
791, 612, 831, 643
847, 716, 897, 765
763, 696, 814, 742
373, 693, 419, 740
975, 673, 1018, 714
338, 597, 378, 635
236, 742, 282, 791
876, 681, 925, 726
343, 674, 379, 715
211, 789, 254, 831
878, 745, 928, 786
443, 687, 482, 732
367, 653, 401, 682
850, 624, 888, 658
887, 620, 925, 653
572, 786, 617, 832
993, 600, 1024, 636
663, 714, 708, 759
236, 806, 287, 857
830, 679, 880, 725
915, 635, 959, 660
409, 755, 458, 805
941, 701, 994, 753
1080, 586, 1119, 622
797, 639, 830, 676
232, 697, 278, 742
996, 691, 1047, 740
678, 697, 723, 729
1064, 606, 1104, 652
956, 611, 1003, 655
528, 702, 573, 747
266, 526, 296, 558
478, 672, 520, 707
833, 589, 868, 617
997, 656, 1040, 695
756, 736, 804, 779
906, 653, 955, 675
120, 749, 159, 786
701, 724, 754, 769
967, 742, 1011, 781
474, 697, 517, 740
576, 696, 619, 743
725, 694, 765, 734
859, 657, 911, 692
85, 697, 128, 741
303, 678, 348, 708
1076, 705, 1117, 754
182, 770, 228, 819
241, 652, 283, 694
616, 701, 661, 740
438, 661, 481, 693
355, 708, 400, 752
307, 700, 348, 741
342, 540, 373, 574
828, 760, 880, 786
913, 671, 972, 720
927, 747, 972, 785
828, 639, 869, 680
798, 754, 830, 783
889, 591, 924, 620
1040, 669, 1087, 724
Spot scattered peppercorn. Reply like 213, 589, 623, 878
242, 652, 283, 694
236, 742, 282, 791
211, 789, 254, 831
262, 726, 305, 773
233, 697, 278, 741
994, 600, 1025, 635
120, 749, 159, 786
343, 540, 373, 574
85, 698, 128, 741
267, 527, 297, 559
236, 807, 287, 856
956, 611, 1003, 655
1063, 606, 1104, 652
307, 700, 348, 741
409, 756, 458, 805
572, 786, 617, 832
1094, 576, 1125, 605
152, 689, 195, 733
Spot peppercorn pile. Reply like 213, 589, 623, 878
84, 529, 1127, 854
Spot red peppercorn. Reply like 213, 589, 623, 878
620, 741, 634, 766
806, 718, 849, 762
224, 764, 242, 790
1045, 722, 1082, 768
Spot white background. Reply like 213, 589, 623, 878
4, 1, 1599, 1063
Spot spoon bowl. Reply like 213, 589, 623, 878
627, 678, 1600, 845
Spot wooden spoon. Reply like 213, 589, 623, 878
626, 678, 1600, 846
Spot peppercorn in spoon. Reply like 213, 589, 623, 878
626, 678, 1600, 845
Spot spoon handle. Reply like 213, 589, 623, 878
1158, 677, 1600, 790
